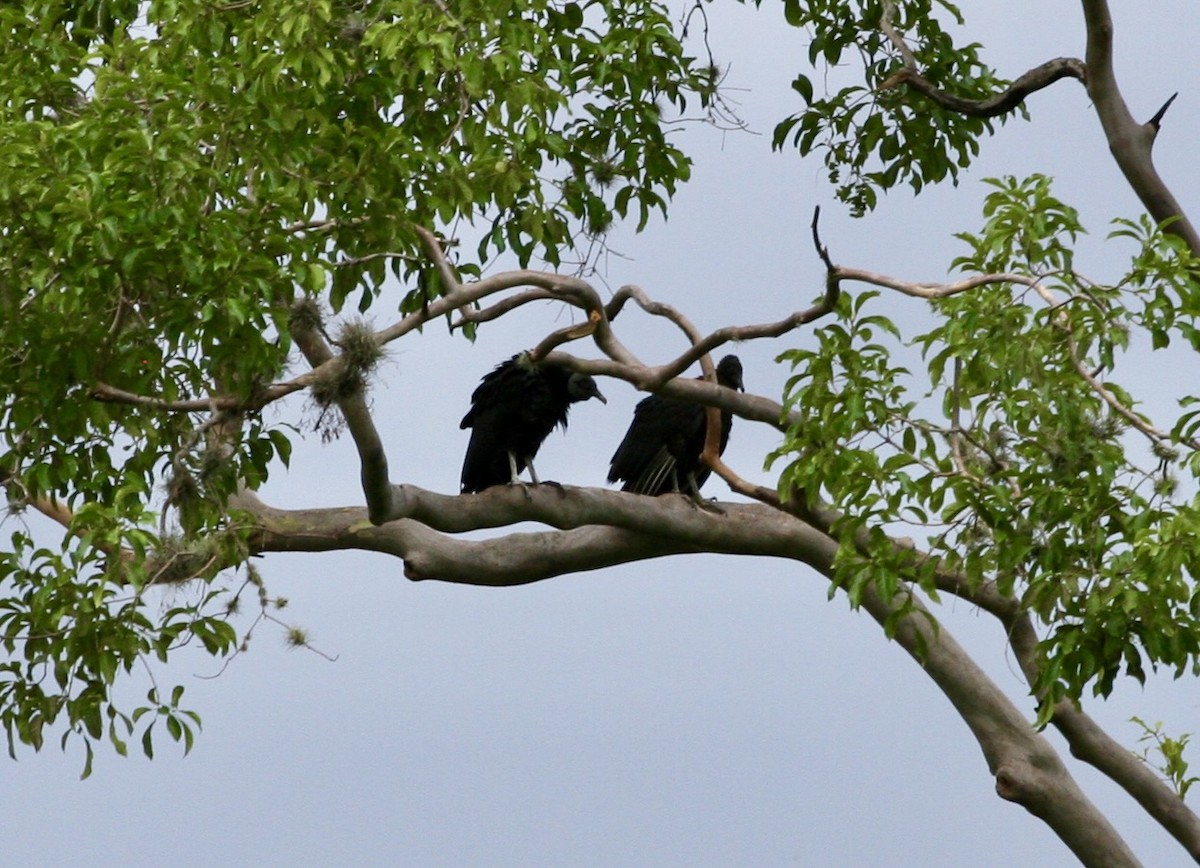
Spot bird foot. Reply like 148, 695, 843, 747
506, 480, 535, 500
684, 493, 725, 514
538, 480, 568, 497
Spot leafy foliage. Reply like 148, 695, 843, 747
771, 174, 1200, 714
760, 0, 1010, 215
0, 0, 705, 764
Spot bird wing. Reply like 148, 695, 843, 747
608, 394, 704, 494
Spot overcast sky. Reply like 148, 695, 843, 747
6, 2, 1200, 866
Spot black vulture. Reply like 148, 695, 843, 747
459, 353, 607, 493
607, 354, 744, 496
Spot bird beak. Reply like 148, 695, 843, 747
594, 389, 608, 404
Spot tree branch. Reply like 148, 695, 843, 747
288, 315, 393, 525
89, 377, 314, 414
234, 487, 830, 582
1080, 0, 1200, 253
855, 581, 1140, 866
877, 1, 1085, 116
233, 482, 1140, 863
1007, 613, 1200, 860
878, 59, 1087, 118
833, 267, 1038, 299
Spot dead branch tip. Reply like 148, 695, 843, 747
1148, 92, 1179, 131
810, 206, 834, 271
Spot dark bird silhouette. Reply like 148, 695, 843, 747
607, 355, 744, 497
460, 353, 607, 493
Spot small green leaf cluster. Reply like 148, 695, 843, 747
771, 175, 1200, 709
764, 0, 1006, 215
0, 528, 236, 775
1131, 716, 1200, 801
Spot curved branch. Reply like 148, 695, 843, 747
878, 59, 1087, 117
878, 0, 1083, 115
1007, 613, 1200, 860
377, 227, 612, 349
605, 283, 705, 343
451, 288, 559, 328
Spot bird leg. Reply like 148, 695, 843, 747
523, 457, 567, 495
506, 451, 535, 499
685, 471, 725, 514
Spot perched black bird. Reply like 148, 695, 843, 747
460, 353, 607, 493
607, 355, 744, 497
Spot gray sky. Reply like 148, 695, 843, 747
6, 2, 1200, 866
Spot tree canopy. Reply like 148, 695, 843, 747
2, 0, 1200, 863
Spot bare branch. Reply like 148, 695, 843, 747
834, 267, 1038, 299
878, 58, 1087, 117
289, 315, 393, 524
451, 288, 559, 328
1080, 0, 1200, 253
615, 209, 831, 385
606, 283, 705, 347
374, 227, 614, 352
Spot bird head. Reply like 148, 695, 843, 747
567, 373, 607, 404
716, 355, 744, 391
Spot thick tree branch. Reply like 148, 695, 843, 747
789, 482, 1200, 853
234, 483, 1139, 864
856, 582, 1140, 866
1007, 613, 1200, 860
234, 487, 829, 582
